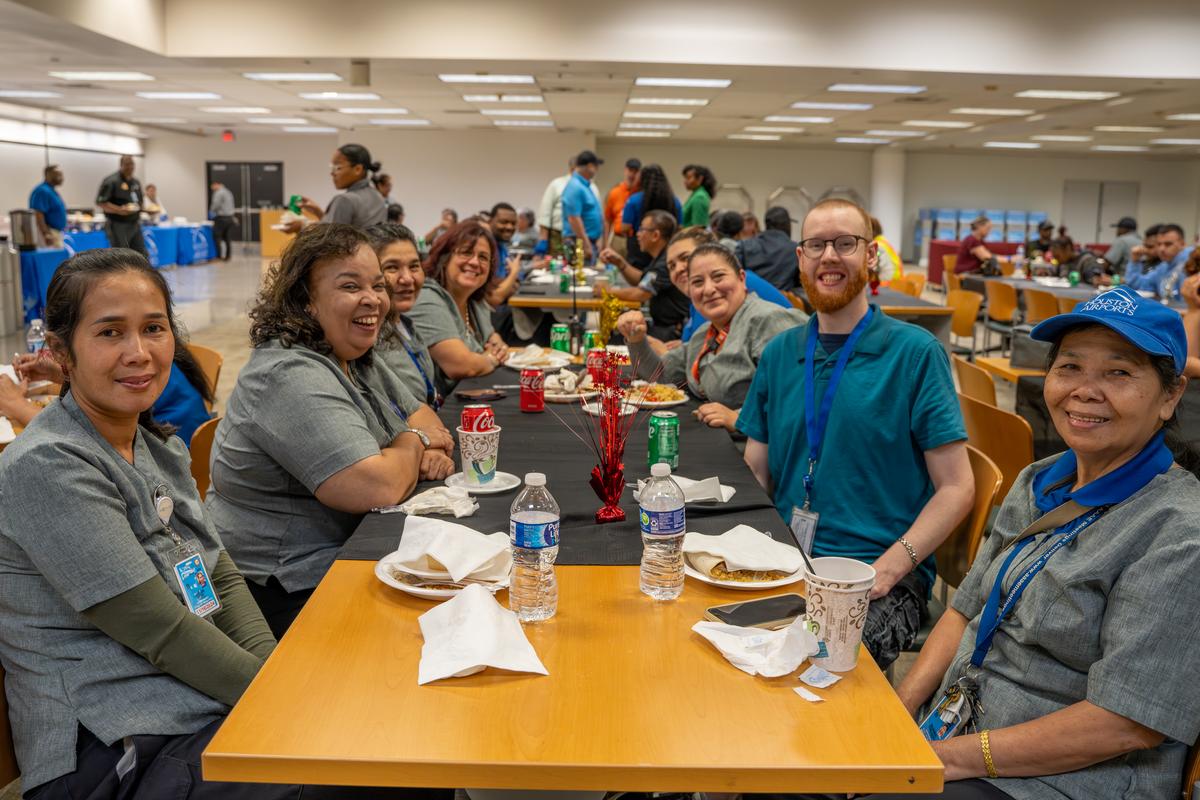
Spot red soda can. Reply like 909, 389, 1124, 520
585, 348, 607, 382
460, 404, 495, 432
519, 368, 545, 412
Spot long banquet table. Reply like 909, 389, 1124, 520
202, 374, 943, 794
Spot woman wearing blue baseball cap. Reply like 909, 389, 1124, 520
744, 288, 1200, 800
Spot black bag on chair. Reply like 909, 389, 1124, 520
1010, 328, 1052, 369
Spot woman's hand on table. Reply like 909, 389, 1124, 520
484, 334, 509, 363
419, 449, 456, 481
0, 375, 37, 426
616, 310, 648, 343
13, 352, 63, 384
598, 247, 628, 271
694, 402, 738, 432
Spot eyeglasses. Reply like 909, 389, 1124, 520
799, 234, 869, 259
454, 248, 491, 268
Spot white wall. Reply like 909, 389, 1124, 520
0, 141, 140, 218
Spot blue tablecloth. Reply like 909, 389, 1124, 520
62, 229, 108, 253
176, 225, 216, 265
144, 226, 178, 268
19, 248, 69, 324
63, 225, 216, 266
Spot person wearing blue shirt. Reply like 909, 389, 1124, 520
1128, 223, 1192, 300
29, 165, 67, 248
560, 150, 604, 262
738, 198, 974, 670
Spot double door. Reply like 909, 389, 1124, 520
205, 161, 284, 242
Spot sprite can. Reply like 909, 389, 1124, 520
583, 330, 602, 351
550, 324, 571, 353
648, 411, 680, 469
559, 272, 571, 293
1068, 270, 1081, 287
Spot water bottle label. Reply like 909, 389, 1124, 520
639, 507, 685, 536
511, 519, 559, 549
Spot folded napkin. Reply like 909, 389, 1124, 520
398, 486, 478, 518
526, 268, 549, 279
636, 475, 734, 504
528, 274, 555, 285
683, 524, 804, 574
692, 616, 818, 677
391, 517, 510, 582
567, 285, 592, 294
417, 584, 549, 685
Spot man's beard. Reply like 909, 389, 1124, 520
799, 261, 869, 313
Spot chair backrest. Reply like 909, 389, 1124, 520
189, 416, 220, 500
943, 271, 962, 293
959, 392, 1034, 504
1184, 742, 1200, 800
890, 276, 913, 296
186, 343, 224, 411
784, 290, 813, 315
0, 663, 18, 787
952, 354, 997, 406
998, 258, 1015, 276
935, 444, 1004, 589
1023, 288, 1060, 325
941, 254, 958, 282
984, 279, 1019, 323
1056, 295, 1080, 315
907, 273, 927, 296
945, 289, 984, 340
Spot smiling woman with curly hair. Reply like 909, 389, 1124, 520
207, 223, 451, 637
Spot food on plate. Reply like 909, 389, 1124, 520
544, 369, 595, 395
686, 553, 792, 583
389, 567, 463, 591
509, 344, 569, 369
627, 382, 687, 404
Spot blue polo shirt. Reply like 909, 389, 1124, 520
1128, 247, 1193, 299
682, 270, 793, 342
561, 172, 603, 241
736, 307, 965, 589
153, 363, 213, 445
29, 181, 67, 231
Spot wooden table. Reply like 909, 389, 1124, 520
976, 356, 1046, 383
509, 291, 639, 312
204, 563, 942, 794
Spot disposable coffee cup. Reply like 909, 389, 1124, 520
803, 557, 876, 672
457, 425, 501, 486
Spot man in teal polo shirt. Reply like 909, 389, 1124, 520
738, 198, 974, 669
29, 165, 67, 248
561, 150, 604, 262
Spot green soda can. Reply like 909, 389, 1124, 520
583, 330, 601, 351
1068, 270, 1081, 287
648, 411, 680, 469
559, 273, 571, 293
1112, 273, 1122, 287
550, 324, 571, 353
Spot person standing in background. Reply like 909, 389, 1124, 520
680, 164, 716, 228
96, 154, 146, 256
293, 144, 388, 231
144, 183, 168, 223
29, 164, 66, 248
387, 203, 405, 224
736, 206, 801, 291
1103, 216, 1141, 275
372, 173, 393, 203
209, 181, 236, 262
535, 156, 576, 255
561, 150, 605, 263
738, 212, 761, 240
620, 163, 681, 269
954, 215, 997, 275
424, 208, 458, 247
871, 215, 901, 283
603, 157, 640, 251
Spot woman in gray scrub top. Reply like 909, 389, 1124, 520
0, 249, 449, 800
207, 224, 444, 638
407, 220, 510, 396
283, 143, 387, 233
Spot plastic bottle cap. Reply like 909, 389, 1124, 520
525, 472, 546, 487
650, 463, 671, 478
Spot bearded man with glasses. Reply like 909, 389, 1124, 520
737, 198, 975, 669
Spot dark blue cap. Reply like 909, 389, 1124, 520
1031, 286, 1187, 373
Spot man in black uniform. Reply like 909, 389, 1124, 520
96, 154, 146, 256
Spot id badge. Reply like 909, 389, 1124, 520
790, 506, 819, 554
171, 545, 220, 617
918, 683, 973, 741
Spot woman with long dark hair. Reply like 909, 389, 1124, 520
620, 163, 682, 268
681, 163, 717, 227
283, 143, 387, 232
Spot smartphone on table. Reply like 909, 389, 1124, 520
704, 594, 806, 630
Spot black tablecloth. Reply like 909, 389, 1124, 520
339, 375, 797, 565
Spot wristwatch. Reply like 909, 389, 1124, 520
404, 427, 431, 448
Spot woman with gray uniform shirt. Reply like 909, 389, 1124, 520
283, 143, 387, 233
207, 224, 452, 638
0, 249, 448, 799
617, 243, 805, 432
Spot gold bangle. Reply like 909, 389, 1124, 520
898, 536, 919, 569
980, 730, 998, 779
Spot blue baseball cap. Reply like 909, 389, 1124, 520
1030, 286, 1187, 372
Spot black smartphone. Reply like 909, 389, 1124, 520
704, 593, 807, 630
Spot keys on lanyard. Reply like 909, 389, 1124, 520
402, 337, 440, 409
155, 485, 220, 618
919, 673, 984, 741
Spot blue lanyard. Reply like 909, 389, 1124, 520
971, 505, 1108, 668
802, 307, 873, 507
400, 333, 439, 409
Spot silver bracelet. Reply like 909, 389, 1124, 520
898, 536, 919, 569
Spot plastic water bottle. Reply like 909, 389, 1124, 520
509, 472, 560, 622
1014, 244, 1025, 269
25, 318, 45, 355
639, 463, 687, 600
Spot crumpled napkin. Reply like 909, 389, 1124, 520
636, 475, 733, 504
397, 486, 478, 518
545, 369, 593, 394
391, 517, 510, 582
527, 274, 555, 285
692, 616, 819, 677
417, 584, 549, 684
683, 524, 804, 574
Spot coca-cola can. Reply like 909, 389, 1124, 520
519, 368, 545, 412
460, 404, 495, 432
586, 348, 607, 382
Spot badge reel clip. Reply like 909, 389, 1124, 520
155, 485, 220, 617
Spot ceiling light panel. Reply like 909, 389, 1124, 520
136, 91, 220, 100
299, 92, 379, 100
984, 141, 1041, 149
635, 77, 731, 88
623, 111, 692, 120
131, 117, 185, 123
371, 118, 432, 126
866, 130, 928, 137
902, 120, 973, 128
61, 106, 132, 113
0, 90, 62, 98
1031, 135, 1093, 142
729, 134, 781, 141
284, 126, 338, 133
790, 101, 872, 110
828, 83, 925, 94
493, 119, 554, 127
1094, 125, 1163, 133
836, 137, 889, 144
764, 115, 832, 124
1091, 145, 1148, 152
243, 72, 342, 81
951, 108, 1033, 116
1151, 138, 1200, 145
619, 122, 679, 130
247, 116, 307, 124
1165, 113, 1200, 121
439, 74, 534, 84
1015, 89, 1119, 100
616, 131, 671, 137
200, 106, 270, 114
628, 97, 709, 106
745, 126, 804, 133
50, 71, 153, 81
338, 107, 408, 114
480, 108, 549, 117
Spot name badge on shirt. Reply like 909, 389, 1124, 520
790, 506, 819, 555
172, 550, 219, 617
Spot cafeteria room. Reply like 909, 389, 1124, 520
0, 1, 1198, 798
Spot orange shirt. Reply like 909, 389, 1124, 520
605, 182, 634, 233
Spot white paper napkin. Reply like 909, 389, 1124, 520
392, 517, 510, 582
397, 486, 479, 518
692, 616, 818, 677
637, 475, 733, 504
417, 584, 549, 684
683, 524, 804, 573
568, 285, 593, 294
0, 416, 13, 444
528, 274, 555, 285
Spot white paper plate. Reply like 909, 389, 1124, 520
375, 552, 508, 599
504, 351, 573, 371
445, 470, 522, 494
633, 479, 736, 506
581, 400, 638, 417
545, 390, 599, 404
683, 561, 805, 591
628, 396, 689, 409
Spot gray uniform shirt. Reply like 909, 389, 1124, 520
629, 294, 806, 407
0, 394, 227, 789
324, 177, 387, 229
376, 314, 439, 407
209, 186, 235, 217
938, 456, 1200, 800
1103, 230, 1142, 273
206, 341, 409, 593
406, 279, 495, 397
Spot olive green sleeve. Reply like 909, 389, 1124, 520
82, 573, 265, 708
209, 550, 277, 661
